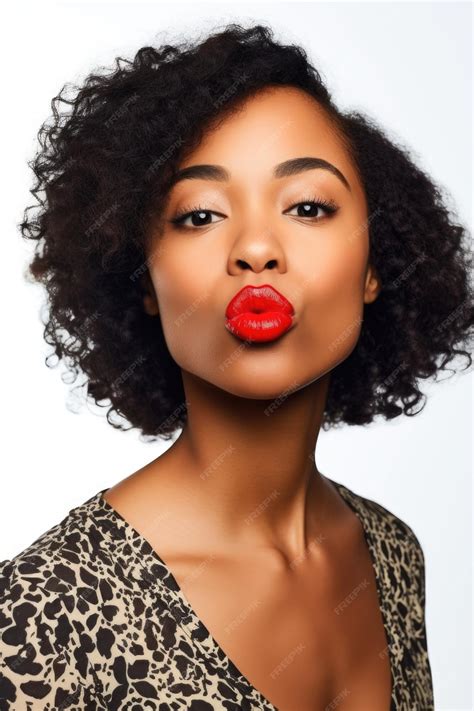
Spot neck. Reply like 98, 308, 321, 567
161, 369, 333, 557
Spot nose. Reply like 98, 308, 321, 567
227, 226, 288, 275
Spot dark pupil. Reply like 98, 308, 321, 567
192, 211, 212, 226
298, 203, 318, 217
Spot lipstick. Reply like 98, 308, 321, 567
225, 284, 295, 343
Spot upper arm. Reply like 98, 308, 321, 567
405, 527, 428, 623
0, 559, 105, 710
403, 528, 435, 705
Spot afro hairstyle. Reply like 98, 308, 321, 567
19, 22, 474, 441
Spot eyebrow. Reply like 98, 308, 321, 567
168, 156, 351, 192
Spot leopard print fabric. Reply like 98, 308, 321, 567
0, 478, 434, 710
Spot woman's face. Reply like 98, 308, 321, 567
143, 86, 380, 399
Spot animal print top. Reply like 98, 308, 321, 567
0, 478, 434, 710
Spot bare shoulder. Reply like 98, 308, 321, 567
101, 457, 202, 560
102, 455, 178, 514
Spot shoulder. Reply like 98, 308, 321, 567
331, 480, 434, 700
331, 477, 430, 649
0, 492, 109, 709
329, 477, 427, 590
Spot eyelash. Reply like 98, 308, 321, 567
169, 194, 339, 229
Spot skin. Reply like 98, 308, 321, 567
104, 86, 389, 709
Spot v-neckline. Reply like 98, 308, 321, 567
91, 476, 396, 710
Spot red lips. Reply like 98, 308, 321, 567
225, 284, 295, 343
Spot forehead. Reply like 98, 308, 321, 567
173, 87, 358, 191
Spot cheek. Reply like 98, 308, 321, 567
148, 252, 218, 364
298, 230, 369, 363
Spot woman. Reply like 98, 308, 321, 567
1, 23, 471, 711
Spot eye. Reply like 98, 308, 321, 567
169, 204, 225, 229
169, 195, 339, 231
284, 195, 339, 221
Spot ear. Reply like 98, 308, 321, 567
364, 263, 382, 304
140, 270, 160, 316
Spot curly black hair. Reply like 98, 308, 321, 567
19, 22, 473, 441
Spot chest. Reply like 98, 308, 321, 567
166, 529, 393, 711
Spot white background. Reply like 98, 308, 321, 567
0, 2, 472, 708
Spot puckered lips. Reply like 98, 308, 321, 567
224, 284, 295, 343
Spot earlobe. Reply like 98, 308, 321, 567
141, 271, 160, 316
143, 293, 160, 316
364, 264, 382, 304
